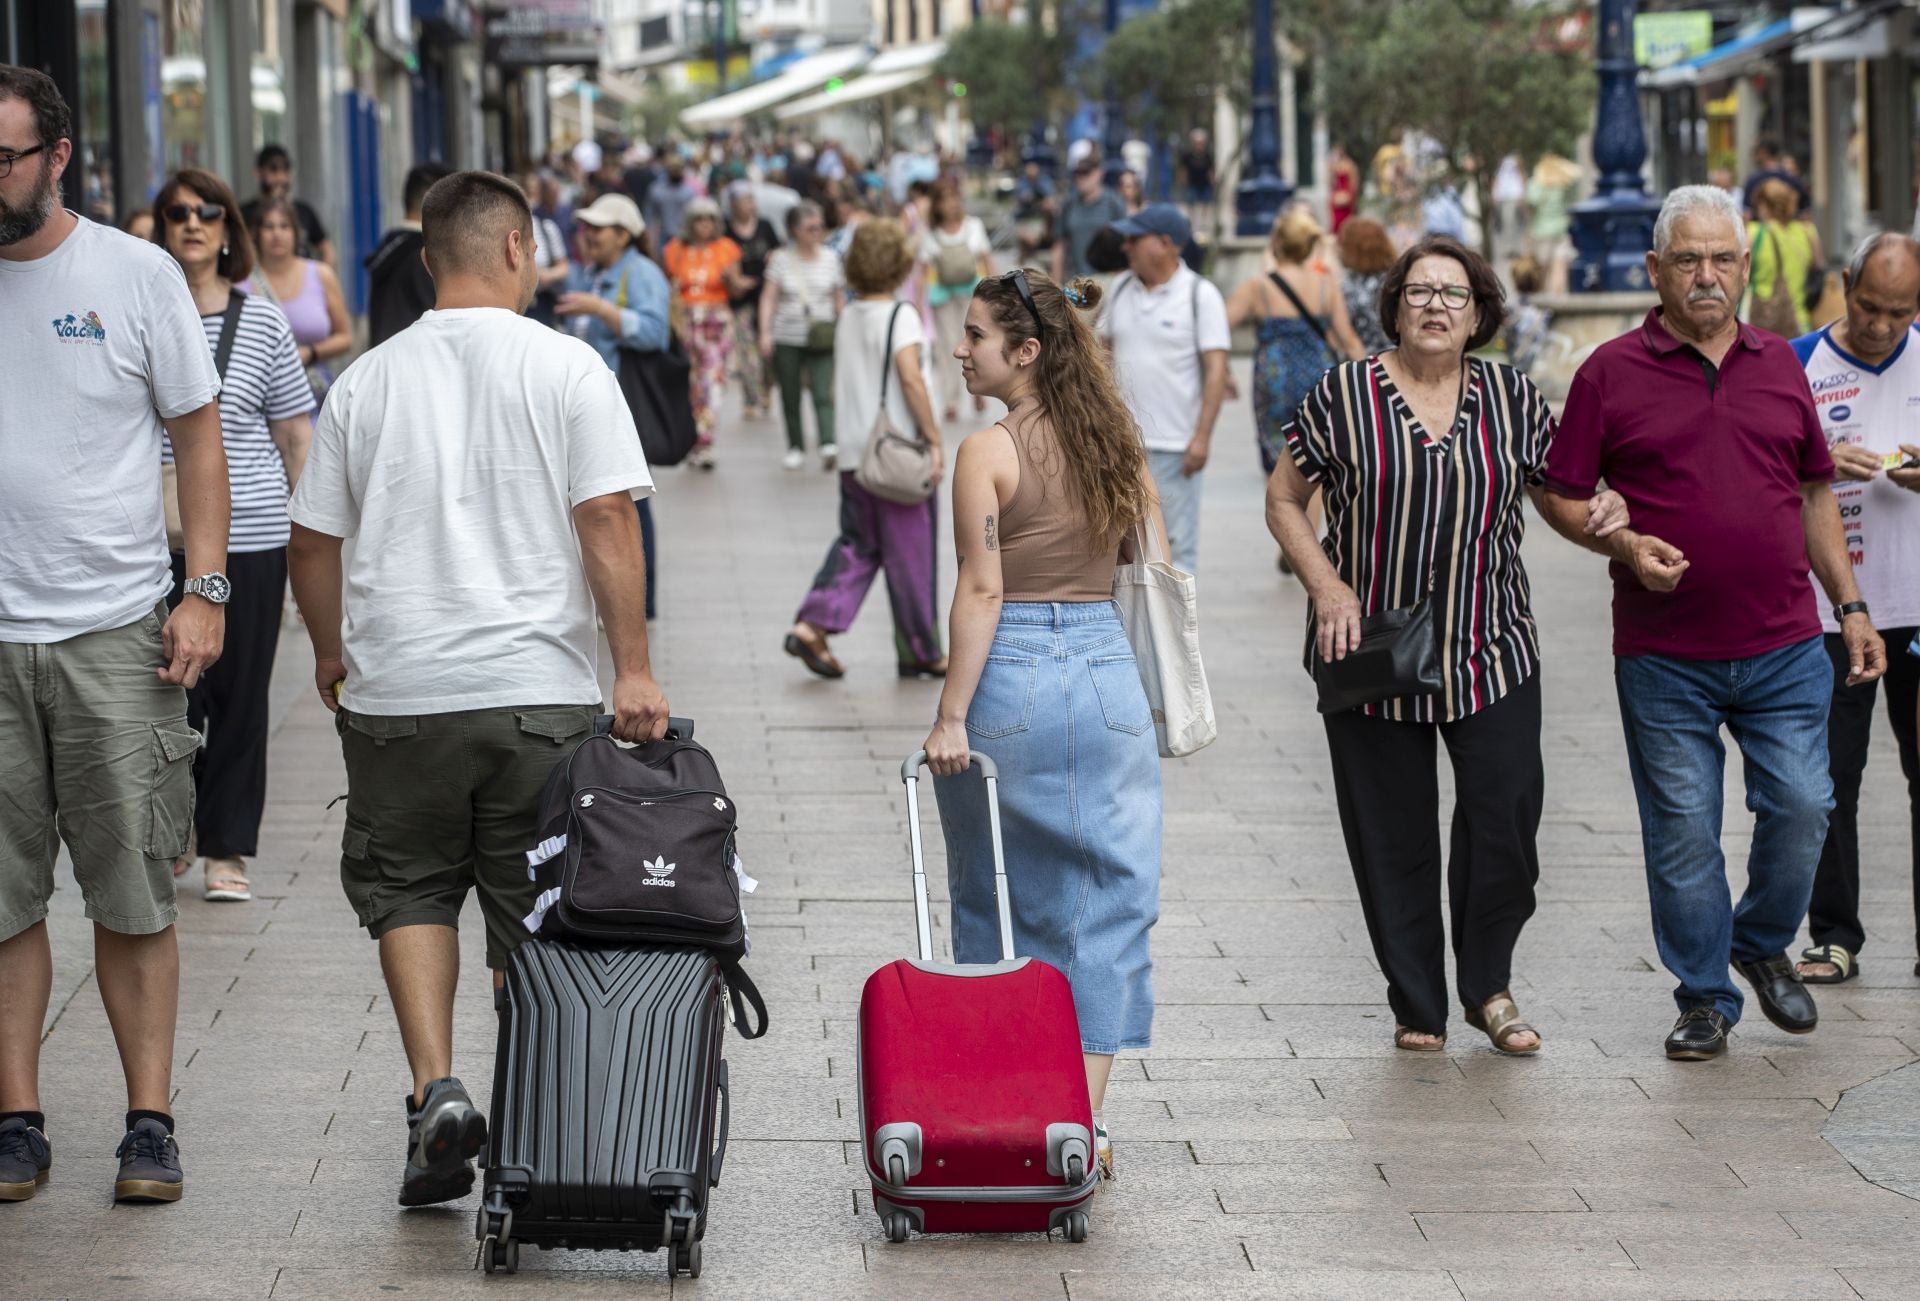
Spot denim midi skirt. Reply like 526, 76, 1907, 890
933, 601, 1163, 1054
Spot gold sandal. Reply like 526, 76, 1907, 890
1465, 992, 1540, 1055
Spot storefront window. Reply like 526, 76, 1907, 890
76, 0, 115, 221
162, 0, 208, 173
253, 0, 287, 152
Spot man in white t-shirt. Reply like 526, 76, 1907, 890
287, 171, 666, 1209
1791, 233, 1920, 985
0, 66, 228, 1207
1097, 203, 1230, 575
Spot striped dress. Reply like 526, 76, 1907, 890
1284, 356, 1555, 723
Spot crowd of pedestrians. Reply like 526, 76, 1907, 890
6, 53, 1920, 1248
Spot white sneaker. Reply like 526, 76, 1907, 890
782, 449, 805, 471
821, 445, 839, 471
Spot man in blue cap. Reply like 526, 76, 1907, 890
1096, 203, 1230, 575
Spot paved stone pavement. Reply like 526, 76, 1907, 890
18, 365, 1920, 1299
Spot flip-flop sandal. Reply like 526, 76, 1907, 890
1464, 992, 1541, 1055
1094, 1122, 1114, 1181
783, 631, 845, 679
203, 862, 253, 903
1797, 944, 1858, 984
1394, 1025, 1446, 1052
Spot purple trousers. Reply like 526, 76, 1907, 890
796, 473, 943, 667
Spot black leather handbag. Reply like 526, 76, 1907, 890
1312, 599, 1442, 714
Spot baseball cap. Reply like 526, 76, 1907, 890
574, 193, 646, 237
571, 139, 604, 174
1110, 202, 1192, 247
1067, 138, 1096, 168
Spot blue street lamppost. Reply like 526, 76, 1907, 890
1235, 0, 1292, 236
1022, 0, 1057, 172
1570, 0, 1660, 291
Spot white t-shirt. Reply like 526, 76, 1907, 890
1795, 324, 1920, 631
0, 215, 220, 642
920, 217, 992, 264
834, 299, 932, 465
287, 308, 654, 715
1097, 266, 1231, 453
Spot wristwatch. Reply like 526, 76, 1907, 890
183, 573, 232, 605
1834, 600, 1870, 622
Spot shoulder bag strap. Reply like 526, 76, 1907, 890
1267, 271, 1334, 354
214, 289, 245, 379
878, 301, 906, 404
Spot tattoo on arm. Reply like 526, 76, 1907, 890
984, 515, 998, 551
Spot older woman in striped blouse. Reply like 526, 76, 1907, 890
1265, 236, 1629, 1057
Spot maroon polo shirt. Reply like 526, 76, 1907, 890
1545, 309, 1834, 660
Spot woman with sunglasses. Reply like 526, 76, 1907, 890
153, 170, 316, 902
663, 196, 744, 469
920, 268, 1168, 1180
1265, 236, 1628, 1055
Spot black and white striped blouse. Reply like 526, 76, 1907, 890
162, 293, 315, 553
1285, 356, 1556, 723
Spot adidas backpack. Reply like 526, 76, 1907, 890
523, 717, 766, 1036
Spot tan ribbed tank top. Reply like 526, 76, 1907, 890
996, 422, 1125, 603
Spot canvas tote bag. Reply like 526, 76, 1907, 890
1112, 520, 1217, 758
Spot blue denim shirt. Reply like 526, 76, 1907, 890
568, 248, 670, 368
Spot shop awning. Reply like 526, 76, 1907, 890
680, 46, 870, 128
865, 40, 946, 76
1793, 0, 1906, 63
1643, 9, 1840, 88
774, 65, 936, 121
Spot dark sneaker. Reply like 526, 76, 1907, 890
399, 1077, 486, 1207
1734, 954, 1818, 1034
113, 1118, 183, 1202
1664, 1006, 1732, 1061
0, 1118, 51, 1201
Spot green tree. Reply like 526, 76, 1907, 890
938, 17, 1070, 149
1093, 0, 1251, 148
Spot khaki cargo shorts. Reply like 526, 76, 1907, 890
0, 605, 197, 942
335, 704, 595, 968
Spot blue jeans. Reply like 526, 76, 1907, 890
933, 602, 1163, 1054
1615, 636, 1834, 1024
1144, 449, 1200, 576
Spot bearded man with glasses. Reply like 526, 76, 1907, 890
1536, 185, 1887, 1061
0, 65, 229, 1206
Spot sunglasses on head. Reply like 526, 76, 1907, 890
996, 268, 1045, 340
164, 202, 225, 225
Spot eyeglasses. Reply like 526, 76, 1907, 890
0, 143, 47, 179
1665, 251, 1742, 274
997, 268, 1046, 340
164, 203, 226, 226
1403, 284, 1473, 310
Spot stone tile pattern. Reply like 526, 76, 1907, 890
21, 372, 1920, 1298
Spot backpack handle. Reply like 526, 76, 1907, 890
592, 714, 695, 740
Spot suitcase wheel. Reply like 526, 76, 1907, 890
884, 1211, 913, 1244
1062, 1210, 1089, 1244
1066, 1153, 1085, 1186
664, 1238, 703, 1278
482, 1234, 519, 1274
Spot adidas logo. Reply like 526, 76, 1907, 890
641, 855, 677, 888
579, 794, 595, 808
713, 797, 728, 812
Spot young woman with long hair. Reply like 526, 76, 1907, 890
920, 269, 1168, 1181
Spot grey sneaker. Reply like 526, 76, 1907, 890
399, 1077, 486, 1207
0, 1118, 51, 1201
113, 1118, 182, 1202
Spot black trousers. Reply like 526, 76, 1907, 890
1322, 675, 1544, 1035
1810, 629, 1920, 955
167, 548, 286, 859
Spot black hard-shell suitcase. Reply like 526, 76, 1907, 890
478, 941, 729, 1277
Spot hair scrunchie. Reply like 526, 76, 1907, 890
1063, 285, 1086, 308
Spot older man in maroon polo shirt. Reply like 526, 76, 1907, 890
1536, 185, 1886, 1062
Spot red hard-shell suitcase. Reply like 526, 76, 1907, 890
857, 751, 1098, 1243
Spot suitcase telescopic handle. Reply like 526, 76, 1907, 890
901, 751, 1014, 965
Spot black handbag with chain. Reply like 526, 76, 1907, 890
1310, 365, 1464, 714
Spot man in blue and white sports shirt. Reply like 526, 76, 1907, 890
1790, 232, 1920, 986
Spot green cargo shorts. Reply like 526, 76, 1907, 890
336, 703, 596, 968
0, 605, 196, 942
